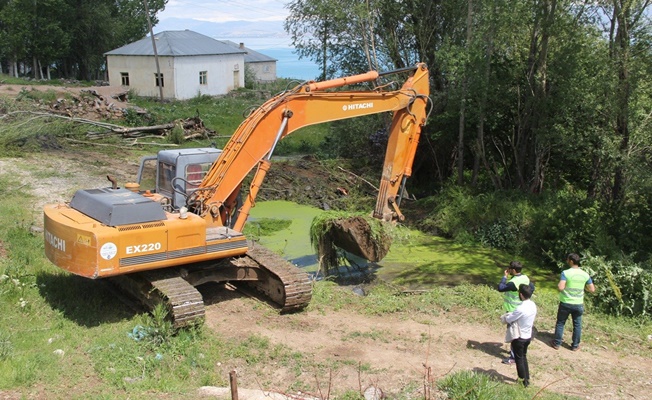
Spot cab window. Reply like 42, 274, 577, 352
158, 162, 175, 195
185, 163, 211, 191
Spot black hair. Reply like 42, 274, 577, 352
566, 253, 581, 265
509, 260, 523, 273
519, 283, 533, 300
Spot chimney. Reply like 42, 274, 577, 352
239, 42, 245, 49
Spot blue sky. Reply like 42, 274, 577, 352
158, 0, 290, 23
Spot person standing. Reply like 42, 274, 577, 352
550, 253, 595, 351
504, 284, 537, 388
498, 261, 533, 364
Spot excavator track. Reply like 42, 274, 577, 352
234, 242, 313, 313
110, 269, 205, 329
109, 242, 312, 328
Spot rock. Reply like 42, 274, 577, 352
364, 385, 384, 400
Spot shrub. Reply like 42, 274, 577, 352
417, 186, 534, 254
531, 188, 609, 265
582, 253, 652, 317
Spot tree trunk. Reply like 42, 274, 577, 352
514, 0, 556, 192
472, 2, 496, 188
611, 1, 632, 203
457, 0, 474, 185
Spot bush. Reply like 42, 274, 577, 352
531, 188, 612, 265
582, 253, 652, 317
417, 186, 534, 254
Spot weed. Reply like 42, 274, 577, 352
0, 331, 13, 360
439, 370, 495, 399
168, 121, 186, 144
131, 304, 175, 347
244, 217, 292, 238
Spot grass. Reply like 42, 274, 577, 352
0, 82, 650, 399
0, 79, 329, 159
2, 165, 649, 399
128, 88, 329, 155
0, 74, 93, 87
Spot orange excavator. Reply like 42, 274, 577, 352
43, 63, 431, 327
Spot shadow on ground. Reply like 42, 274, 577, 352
37, 272, 137, 327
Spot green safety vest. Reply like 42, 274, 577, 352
560, 268, 591, 304
503, 274, 530, 312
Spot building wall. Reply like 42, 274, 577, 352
106, 55, 176, 99
174, 54, 245, 99
247, 61, 276, 83
106, 53, 245, 100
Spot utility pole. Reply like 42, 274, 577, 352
143, 0, 164, 101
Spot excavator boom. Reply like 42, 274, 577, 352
190, 63, 430, 229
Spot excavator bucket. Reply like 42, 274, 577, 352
311, 213, 393, 276
328, 216, 392, 262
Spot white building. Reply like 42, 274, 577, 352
105, 30, 248, 100
220, 41, 277, 83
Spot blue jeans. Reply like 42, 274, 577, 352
553, 302, 584, 348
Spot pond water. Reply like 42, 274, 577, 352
247, 200, 321, 271
246, 200, 560, 289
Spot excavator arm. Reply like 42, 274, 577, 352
189, 63, 430, 231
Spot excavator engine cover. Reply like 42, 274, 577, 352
70, 188, 166, 226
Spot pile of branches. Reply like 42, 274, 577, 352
84, 115, 216, 141
50, 89, 137, 120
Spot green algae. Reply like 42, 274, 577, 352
247, 200, 558, 291
246, 200, 322, 271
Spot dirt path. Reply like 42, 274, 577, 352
3, 150, 651, 399
202, 287, 650, 399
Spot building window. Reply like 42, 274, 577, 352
120, 72, 130, 86
199, 71, 207, 85
155, 73, 164, 87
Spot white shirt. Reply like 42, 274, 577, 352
505, 299, 537, 339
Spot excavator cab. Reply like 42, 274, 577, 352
134, 148, 223, 211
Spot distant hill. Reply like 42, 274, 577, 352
153, 18, 287, 39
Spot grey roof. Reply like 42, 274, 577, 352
104, 30, 247, 57
219, 40, 277, 63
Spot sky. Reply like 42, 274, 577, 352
158, 0, 291, 23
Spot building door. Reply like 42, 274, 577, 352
233, 70, 240, 89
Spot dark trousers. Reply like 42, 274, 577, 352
511, 338, 531, 384
553, 302, 584, 349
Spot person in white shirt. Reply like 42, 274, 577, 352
504, 283, 537, 388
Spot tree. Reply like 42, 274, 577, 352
0, 0, 167, 80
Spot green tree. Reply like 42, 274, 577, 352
0, 0, 167, 80
57, 0, 166, 80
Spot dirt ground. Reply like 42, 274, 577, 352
203, 287, 651, 400
1, 85, 651, 399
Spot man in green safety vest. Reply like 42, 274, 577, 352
497, 261, 534, 364
550, 253, 595, 351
